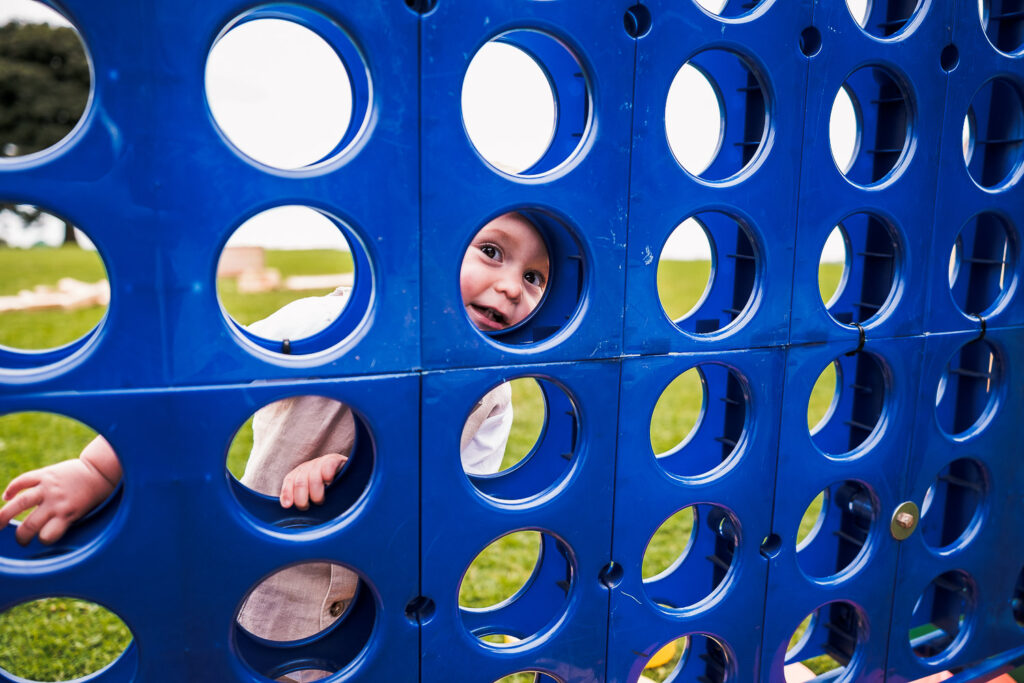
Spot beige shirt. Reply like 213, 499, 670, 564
236, 293, 511, 646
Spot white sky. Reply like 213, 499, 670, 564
2, 0, 883, 262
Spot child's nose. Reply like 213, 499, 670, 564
495, 272, 521, 300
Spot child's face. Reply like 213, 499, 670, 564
461, 213, 550, 331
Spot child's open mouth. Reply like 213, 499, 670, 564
469, 304, 509, 329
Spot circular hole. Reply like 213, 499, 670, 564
658, 212, 759, 334
461, 213, 551, 335
650, 368, 704, 455
784, 602, 865, 681
206, 14, 361, 170
657, 219, 713, 322
796, 491, 826, 547
650, 364, 749, 479
666, 50, 768, 181
920, 458, 986, 550
404, 595, 436, 624
760, 533, 782, 558
238, 561, 359, 642
495, 673, 560, 683
800, 27, 823, 57
235, 561, 373, 681
808, 352, 887, 457
847, 0, 924, 37
963, 78, 1024, 189
643, 505, 738, 609
643, 507, 696, 579
227, 395, 371, 529
0, 1, 90, 159
462, 211, 583, 346
909, 571, 975, 660
807, 360, 838, 433
831, 66, 912, 186
459, 531, 571, 644
462, 31, 589, 176
0, 412, 120, 559
0, 597, 133, 681
460, 530, 541, 609
624, 4, 653, 38
818, 226, 847, 308
941, 44, 960, 71
818, 214, 901, 325
0, 205, 109, 355
981, 0, 1024, 54
845, 0, 872, 28
829, 85, 860, 175
963, 111, 975, 163
598, 561, 624, 588
641, 636, 687, 682
796, 481, 876, 579
948, 213, 1016, 316
498, 378, 544, 471
694, 0, 767, 19
643, 634, 732, 682
405, 0, 438, 13
218, 206, 367, 356
463, 377, 577, 501
935, 340, 1002, 437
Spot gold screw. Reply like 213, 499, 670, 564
890, 501, 920, 540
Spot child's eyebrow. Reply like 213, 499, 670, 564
478, 226, 518, 243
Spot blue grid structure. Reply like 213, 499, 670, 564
0, 0, 1022, 681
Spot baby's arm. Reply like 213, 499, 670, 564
0, 436, 121, 545
279, 452, 347, 510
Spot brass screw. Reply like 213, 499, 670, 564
891, 501, 920, 540
895, 511, 915, 529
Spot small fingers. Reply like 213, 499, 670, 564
320, 454, 346, 482
279, 474, 295, 509
15, 507, 50, 546
308, 469, 326, 506
38, 516, 70, 546
0, 487, 43, 528
292, 473, 310, 511
3, 471, 42, 501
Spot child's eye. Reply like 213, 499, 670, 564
479, 244, 500, 260
524, 271, 545, 288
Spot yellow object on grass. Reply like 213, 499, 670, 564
644, 640, 677, 669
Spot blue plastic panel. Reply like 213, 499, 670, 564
0, 373, 420, 681
623, 0, 813, 355
419, 1, 634, 368
0, 0, 1020, 681
420, 361, 620, 681
606, 349, 786, 682
885, 328, 1024, 681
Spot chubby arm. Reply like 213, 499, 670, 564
279, 452, 347, 511
0, 436, 121, 545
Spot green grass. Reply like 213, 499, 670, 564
217, 249, 354, 327
0, 251, 847, 680
0, 599, 131, 682
0, 245, 107, 349
657, 260, 712, 320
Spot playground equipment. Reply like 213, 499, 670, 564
1, 0, 1022, 681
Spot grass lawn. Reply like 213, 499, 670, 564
0, 247, 899, 682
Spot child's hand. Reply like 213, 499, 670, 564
0, 459, 117, 546
279, 452, 348, 510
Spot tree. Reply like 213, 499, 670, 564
0, 21, 89, 246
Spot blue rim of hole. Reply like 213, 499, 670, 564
206, 3, 372, 170
227, 207, 372, 357
464, 29, 591, 178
